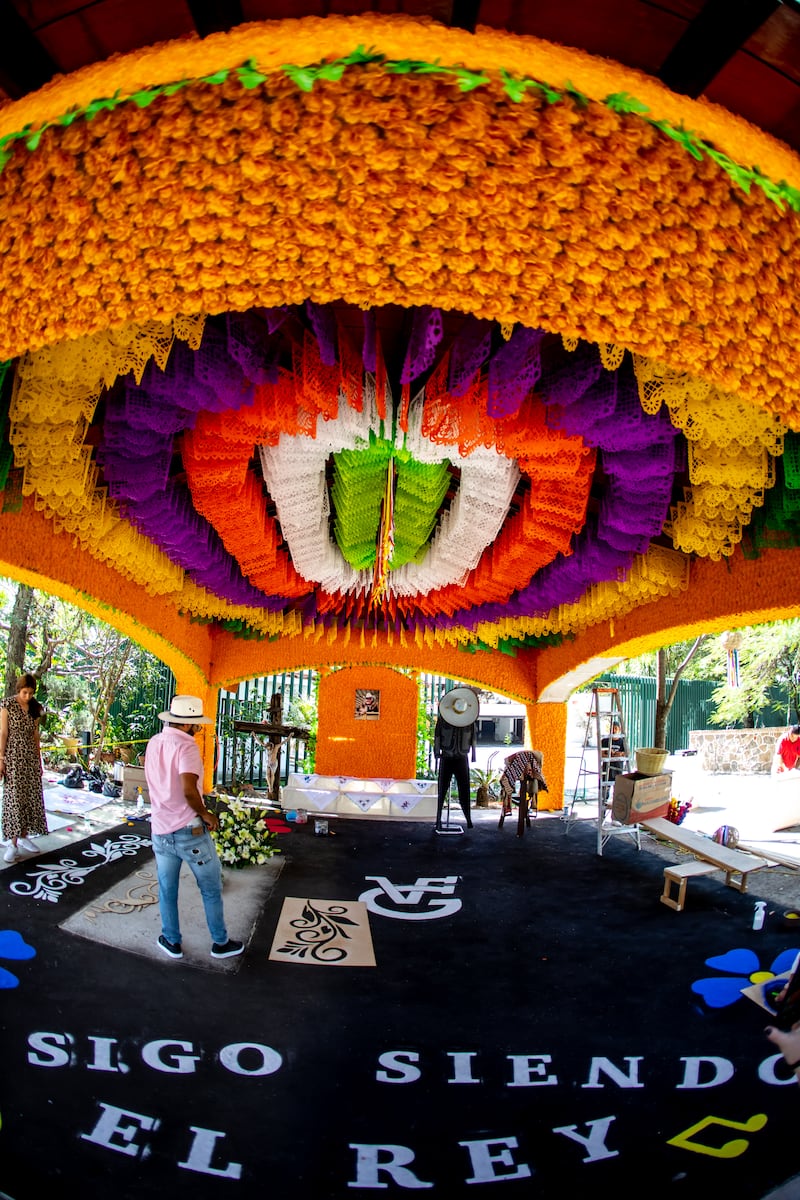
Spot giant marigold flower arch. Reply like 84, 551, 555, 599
0, 12, 798, 711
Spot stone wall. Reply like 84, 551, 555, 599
688, 727, 784, 774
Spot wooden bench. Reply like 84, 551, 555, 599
640, 817, 769, 905
661, 861, 719, 911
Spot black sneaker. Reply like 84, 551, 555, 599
210, 938, 244, 959
157, 934, 183, 959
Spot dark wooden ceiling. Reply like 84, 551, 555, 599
0, 0, 798, 153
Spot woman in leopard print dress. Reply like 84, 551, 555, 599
1, 673, 47, 863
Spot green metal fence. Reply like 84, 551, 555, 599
587, 673, 794, 752
216, 671, 318, 789
589, 674, 717, 753
210, 667, 791, 790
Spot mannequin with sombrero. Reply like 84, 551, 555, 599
433, 686, 480, 832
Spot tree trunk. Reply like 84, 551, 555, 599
90, 640, 133, 762
4, 583, 34, 698
653, 636, 707, 748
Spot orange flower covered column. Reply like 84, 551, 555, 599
526, 702, 567, 812
315, 667, 418, 780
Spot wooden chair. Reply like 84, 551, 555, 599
498, 750, 543, 838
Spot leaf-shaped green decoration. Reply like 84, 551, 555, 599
563, 80, 589, 107
131, 89, 162, 109
453, 68, 490, 93
406, 60, 444, 75
340, 45, 383, 66
281, 63, 318, 91
24, 129, 44, 151
757, 176, 786, 208
499, 68, 526, 103
534, 80, 563, 105
703, 145, 734, 169
730, 166, 753, 194
386, 58, 417, 75
237, 63, 267, 89
780, 185, 800, 213
0, 149, 12, 171
316, 62, 347, 83
84, 94, 122, 120
604, 91, 649, 115
57, 110, 83, 127
200, 69, 229, 86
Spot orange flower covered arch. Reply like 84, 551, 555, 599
0, 13, 797, 803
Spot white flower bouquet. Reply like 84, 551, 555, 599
209, 797, 280, 869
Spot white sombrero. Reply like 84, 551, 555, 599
438, 687, 480, 727
158, 695, 214, 725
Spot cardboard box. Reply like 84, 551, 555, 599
122, 764, 149, 805
611, 771, 671, 824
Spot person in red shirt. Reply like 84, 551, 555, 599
772, 725, 800, 775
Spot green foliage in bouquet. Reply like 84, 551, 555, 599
209, 798, 279, 868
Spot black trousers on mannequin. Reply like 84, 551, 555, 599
437, 753, 472, 828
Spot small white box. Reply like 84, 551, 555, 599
122, 764, 149, 805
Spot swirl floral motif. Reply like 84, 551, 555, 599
276, 900, 360, 963
9, 835, 152, 903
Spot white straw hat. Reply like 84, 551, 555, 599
158, 695, 214, 725
438, 686, 480, 728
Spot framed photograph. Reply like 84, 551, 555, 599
354, 689, 380, 720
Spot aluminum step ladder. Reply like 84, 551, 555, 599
565, 687, 640, 855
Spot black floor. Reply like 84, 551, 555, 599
0, 814, 798, 1199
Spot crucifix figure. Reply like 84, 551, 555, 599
233, 692, 310, 804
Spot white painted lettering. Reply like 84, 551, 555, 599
348, 1144, 433, 1189
447, 1051, 481, 1084
27, 1031, 72, 1068
582, 1057, 643, 1088
141, 1040, 200, 1074
506, 1055, 557, 1087
87, 1036, 127, 1074
553, 1116, 619, 1162
177, 1126, 242, 1179
677, 1056, 734, 1089
376, 1051, 421, 1084
460, 1136, 532, 1183
758, 1053, 800, 1086
81, 1102, 158, 1157
219, 1042, 282, 1077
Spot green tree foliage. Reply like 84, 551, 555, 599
416, 695, 437, 779
286, 694, 317, 770
0, 578, 168, 755
613, 623, 800, 735
709, 620, 800, 727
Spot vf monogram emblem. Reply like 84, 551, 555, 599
358, 875, 462, 921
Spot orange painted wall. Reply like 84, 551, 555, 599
315, 666, 418, 779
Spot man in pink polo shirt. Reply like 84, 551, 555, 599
145, 695, 243, 961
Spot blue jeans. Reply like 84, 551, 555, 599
152, 824, 228, 946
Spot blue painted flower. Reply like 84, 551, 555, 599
0, 929, 36, 988
691, 947, 800, 1009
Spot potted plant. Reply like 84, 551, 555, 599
470, 763, 502, 807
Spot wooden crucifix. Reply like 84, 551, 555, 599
232, 691, 310, 804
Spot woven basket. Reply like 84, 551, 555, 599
636, 747, 669, 775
